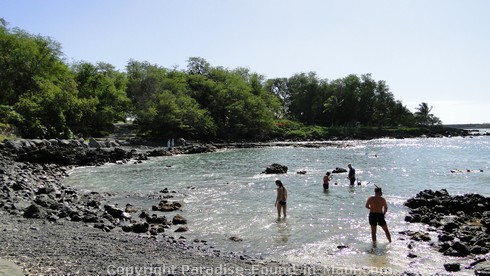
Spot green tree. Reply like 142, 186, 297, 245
14, 75, 80, 138
414, 102, 442, 126
186, 56, 210, 76
286, 72, 325, 125
72, 61, 131, 136
265, 77, 289, 118
127, 60, 217, 139
1, 19, 81, 138
0, 22, 65, 105
205, 66, 277, 139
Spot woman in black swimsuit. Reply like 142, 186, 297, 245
275, 180, 287, 219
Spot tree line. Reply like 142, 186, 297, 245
0, 19, 441, 141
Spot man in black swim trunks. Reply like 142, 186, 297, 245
365, 186, 392, 243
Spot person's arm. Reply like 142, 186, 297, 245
365, 198, 371, 209
383, 198, 388, 215
275, 189, 278, 206
285, 188, 288, 200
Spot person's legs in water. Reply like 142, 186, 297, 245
381, 224, 392, 242
370, 225, 377, 243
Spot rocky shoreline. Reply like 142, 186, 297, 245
0, 139, 306, 275
1, 137, 490, 275
403, 189, 490, 274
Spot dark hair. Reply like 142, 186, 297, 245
275, 180, 284, 187
374, 187, 382, 194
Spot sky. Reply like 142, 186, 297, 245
1, 0, 489, 124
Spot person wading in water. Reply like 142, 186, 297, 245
365, 186, 392, 244
323, 171, 331, 189
275, 180, 287, 219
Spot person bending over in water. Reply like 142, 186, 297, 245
323, 171, 331, 189
365, 186, 392, 243
275, 180, 287, 218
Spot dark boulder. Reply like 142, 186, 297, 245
172, 214, 187, 225
132, 222, 149, 233
152, 200, 182, 212
263, 163, 288, 174
23, 203, 47, 219
443, 263, 460, 272
332, 167, 347, 174
174, 226, 188, 232
104, 205, 131, 220
146, 214, 168, 224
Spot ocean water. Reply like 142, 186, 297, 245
64, 135, 490, 275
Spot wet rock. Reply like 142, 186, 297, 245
174, 226, 188, 232
471, 245, 489, 255
407, 231, 431, 242
445, 241, 470, 257
124, 203, 137, 213
152, 200, 182, 212
139, 210, 150, 219
146, 214, 168, 224
475, 261, 490, 276
332, 167, 347, 174
172, 214, 187, 225
104, 205, 131, 220
405, 189, 490, 258
407, 252, 417, 258
438, 233, 454, 242
444, 263, 460, 272
263, 163, 288, 174
229, 236, 243, 242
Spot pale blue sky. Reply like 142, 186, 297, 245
2, 0, 489, 124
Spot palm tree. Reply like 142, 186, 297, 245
414, 102, 441, 126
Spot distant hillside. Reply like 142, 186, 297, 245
445, 124, 490, 129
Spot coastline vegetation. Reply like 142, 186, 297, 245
1, 18, 462, 143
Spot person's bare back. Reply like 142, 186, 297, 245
365, 195, 387, 214
365, 187, 391, 243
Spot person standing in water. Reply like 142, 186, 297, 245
275, 180, 287, 218
365, 186, 392, 243
348, 164, 356, 186
323, 171, 331, 189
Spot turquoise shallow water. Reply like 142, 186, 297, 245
64, 135, 490, 275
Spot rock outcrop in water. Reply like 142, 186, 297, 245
404, 189, 490, 273
404, 189, 490, 256
263, 163, 288, 174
